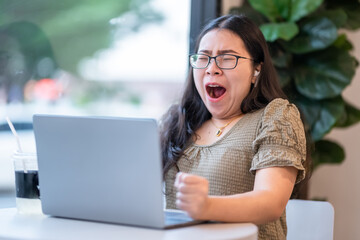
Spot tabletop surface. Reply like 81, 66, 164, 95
0, 208, 258, 240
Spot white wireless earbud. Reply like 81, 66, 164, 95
254, 70, 260, 77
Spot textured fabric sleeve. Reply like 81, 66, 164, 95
250, 98, 306, 184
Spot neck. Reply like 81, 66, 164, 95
211, 114, 243, 126
210, 114, 243, 137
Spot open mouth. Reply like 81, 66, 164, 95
206, 84, 226, 99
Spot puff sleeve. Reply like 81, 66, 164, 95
250, 98, 306, 184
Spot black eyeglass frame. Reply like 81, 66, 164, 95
189, 53, 256, 70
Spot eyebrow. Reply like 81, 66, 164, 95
198, 49, 240, 55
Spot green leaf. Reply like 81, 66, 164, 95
290, 0, 324, 22
248, 0, 283, 22
284, 17, 337, 54
260, 22, 299, 42
325, 0, 360, 30
272, 53, 289, 68
276, 69, 291, 87
333, 34, 353, 51
229, 2, 268, 26
274, 0, 291, 20
315, 9, 347, 28
260, 23, 299, 42
269, 42, 291, 68
295, 96, 344, 141
343, 6, 360, 30
294, 47, 356, 100
312, 140, 345, 170
335, 101, 360, 128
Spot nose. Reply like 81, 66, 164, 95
206, 58, 221, 75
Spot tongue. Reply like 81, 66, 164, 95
213, 87, 226, 98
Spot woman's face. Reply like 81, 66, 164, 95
193, 29, 257, 120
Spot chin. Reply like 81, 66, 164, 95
207, 109, 225, 118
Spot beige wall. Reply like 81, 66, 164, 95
309, 30, 360, 240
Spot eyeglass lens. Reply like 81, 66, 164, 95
190, 54, 238, 69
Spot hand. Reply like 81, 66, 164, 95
174, 172, 210, 219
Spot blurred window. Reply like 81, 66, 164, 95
0, 0, 190, 122
0, 0, 190, 189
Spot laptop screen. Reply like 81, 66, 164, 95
33, 115, 165, 228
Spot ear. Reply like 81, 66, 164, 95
251, 65, 262, 85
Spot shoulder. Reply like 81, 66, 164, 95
254, 98, 305, 153
242, 98, 301, 133
243, 98, 298, 122
257, 98, 303, 135
262, 98, 301, 121
251, 98, 307, 183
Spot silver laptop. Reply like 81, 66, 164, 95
33, 114, 203, 229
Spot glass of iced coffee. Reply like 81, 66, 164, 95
13, 151, 42, 214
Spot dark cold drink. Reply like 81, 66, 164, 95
13, 151, 42, 214
14, 170, 42, 214
15, 170, 40, 199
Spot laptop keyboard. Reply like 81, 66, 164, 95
164, 210, 194, 225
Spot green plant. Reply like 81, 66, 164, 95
230, 0, 360, 171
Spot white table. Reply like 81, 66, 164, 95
0, 208, 257, 240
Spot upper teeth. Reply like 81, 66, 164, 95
208, 84, 220, 87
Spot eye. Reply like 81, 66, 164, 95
197, 56, 208, 61
222, 56, 235, 61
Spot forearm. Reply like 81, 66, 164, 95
175, 167, 297, 224
201, 190, 286, 225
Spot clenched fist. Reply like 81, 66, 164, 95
174, 172, 210, 219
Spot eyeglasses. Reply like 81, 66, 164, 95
189, 53, 255, 69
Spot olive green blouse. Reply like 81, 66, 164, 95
164, 98, 306, 240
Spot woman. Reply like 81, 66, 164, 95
160, 14, 309, 239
